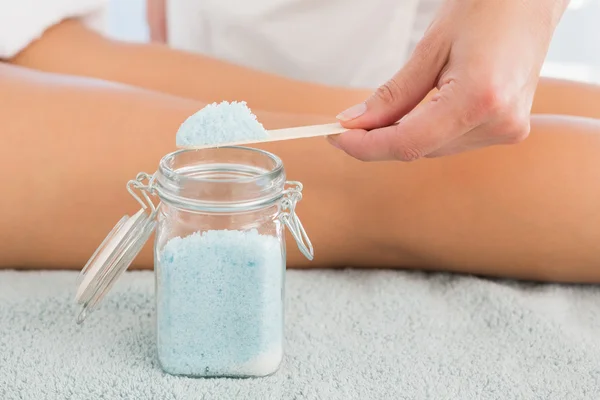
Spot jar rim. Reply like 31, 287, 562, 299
158, 146, 284, 184
154, 146, 287, 212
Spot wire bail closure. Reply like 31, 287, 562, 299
280, 181, 314, 261
129, 174, 313, 261
127, 172, 159, 215
75, 172, 159, 324
128, 175, 314, 262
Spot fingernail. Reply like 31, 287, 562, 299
336, 103, 367, 121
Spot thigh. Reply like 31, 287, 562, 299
532, 77, 600, 119
261, 113, 600, 283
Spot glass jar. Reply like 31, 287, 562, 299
74, 147, 313, 378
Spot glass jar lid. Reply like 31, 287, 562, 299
74, 174, 157, 324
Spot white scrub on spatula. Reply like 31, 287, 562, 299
175, 101, 363, 149
176, 101, 269, 147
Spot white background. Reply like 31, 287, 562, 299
107, 0, 600, 84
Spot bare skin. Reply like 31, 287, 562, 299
334, 0, 571, 161
12, 21, 600, 120
11, 20, 367, 117
2, 21, 600, 283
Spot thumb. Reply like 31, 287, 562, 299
336, 39, 443, 130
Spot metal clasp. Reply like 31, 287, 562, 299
279, 181, 314, 261
126, 172, 159, 217
127, 174, 314, 260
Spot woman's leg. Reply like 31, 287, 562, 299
11, 20, 600, 121
0, 63, 331, 268
2, 63, 600, 283
10, 20, 370, 117
531, 77, 600, 119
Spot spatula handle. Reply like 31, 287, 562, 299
267, 122, 347, 140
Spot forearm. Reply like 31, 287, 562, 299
10, 20, 370, 117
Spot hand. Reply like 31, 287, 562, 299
330, 0, 569, 161
146, 0, 167, 43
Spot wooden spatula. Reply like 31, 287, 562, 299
176, 122, 349, 149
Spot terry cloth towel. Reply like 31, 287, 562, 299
1, 270, 599, 399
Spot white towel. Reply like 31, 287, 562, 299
0, 0, 108, 59
1, 270, 599, 399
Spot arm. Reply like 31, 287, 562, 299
8, 20, 370, 117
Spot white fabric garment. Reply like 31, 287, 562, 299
0, 0, 442, 89
410, 0, 442, 54
0, 0, 108, 59
166, 0, 441, 89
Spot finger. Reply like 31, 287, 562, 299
332, 79, 482, 162
336, 32, 449, 131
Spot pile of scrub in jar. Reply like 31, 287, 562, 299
175, 101, 268, 146
156, 229, 284, 377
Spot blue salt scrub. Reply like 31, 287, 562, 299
175, 101, 269, 146
156, 229, 284, 377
